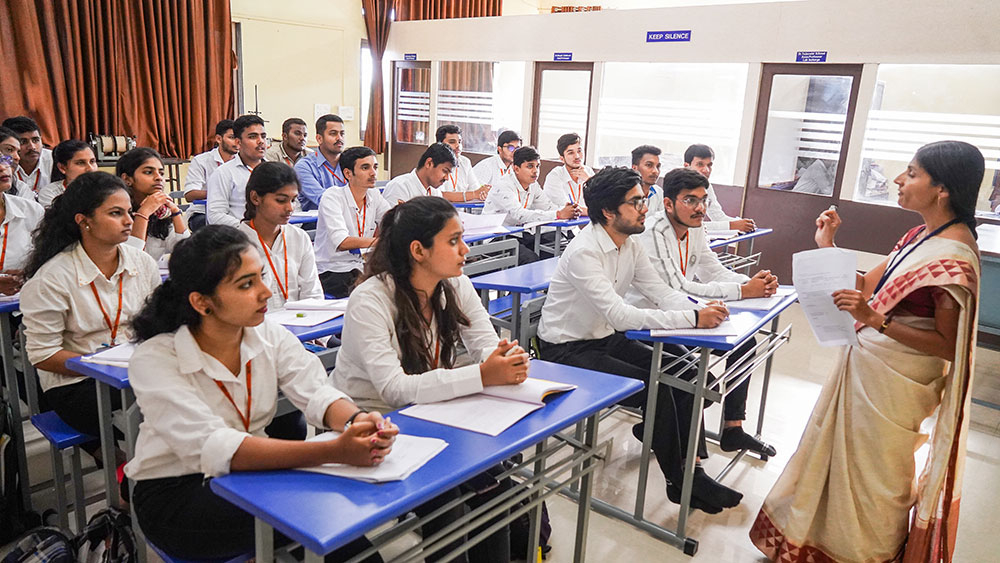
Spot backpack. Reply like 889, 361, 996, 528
1, 527, 76, 563
74, 507, 137, 563
1, 397, 41, 543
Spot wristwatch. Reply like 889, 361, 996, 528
343, 408, 369, 432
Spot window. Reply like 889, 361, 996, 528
853, 64, 1000, 210
394, 64, 431, 144
436, 61, 526, 154
360, 40, 372, 140
594, 62, 748, 184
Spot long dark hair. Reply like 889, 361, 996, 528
50, 139, 92, 182
244, 161, 299, 221
913, 141, 985, 239
132, 226, 253, 341
25, 171, 126, 278
116, 147, 170, 240
362, 196, 469, 374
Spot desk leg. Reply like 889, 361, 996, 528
676, 348, 711, 541
95, 383, 120, 507
634, 342, 662, 520
511, 292, 522, 344
121, 388, 147, 563
754, 316, 780, 458
527, 440, 545, 562
555, 226, 563, 257
255, 518, 274, 563
573, 412, 598, 563
0, 311, 31, 512
533, 227, 542, 256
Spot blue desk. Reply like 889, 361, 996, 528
532, 218, 589, 257
611, 289, 797, 555
453, 201, 484, 211
289, 214, 318, 225
210, 360, 644, 563
470, 258, 558, 343
706, 227, 773, 250
0, 299, 31, 512
462, 226, 525, 245
708, 227, 772, 274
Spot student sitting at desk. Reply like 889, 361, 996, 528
239, 161, 322, 310
0, 154, 44, 294
20, 172, 161, 463
207, 115, 268, 227
684, 144, 756, 233
631, 167, 778, 457
632, 144, 664, 220
37, 139, 99, 207
295, 114, 348, 211
117, 147, 189, 262
472, 129, 521, 189
483, 146, 578, 264
537, 166, 743, 514
436, 124, 490, 202
184, 119, 239, 231
0, 127, 32, 197
332, 196, 529, 562
381, 142, 454, 204
542, 132, 593, 215
314, 146, 391, 298
125, 226, 394, 562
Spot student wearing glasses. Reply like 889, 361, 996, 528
683, 144, 756, 233
472, 130, 522, 189
538, 167, 745, 514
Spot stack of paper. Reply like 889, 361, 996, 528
706, 229, 739, 240
81, 343, 137, 368
298, 432, 447, 482
459, 212, 509, 236
792, 247, 859, 347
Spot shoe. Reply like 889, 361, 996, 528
666, 482, 723, 514
631, 422, 645, 443
690, 465, 742, 508
719, 426, 777, 457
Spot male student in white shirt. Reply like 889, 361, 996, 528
633, 167, 778, 458
206, 115, 267, 227
472, 130, 521, 189
2, 116, 53, 198
185, 119, 239, 230
381, 143, 454, 204
537, 166, 745, 514
684, 144, 756, 233
436, 124, 490, 202
483, 146, 578, 264
632, 144, 664, 220
542, 132, 594, 214
314, 146, 391, 298
263, 117, 314, 166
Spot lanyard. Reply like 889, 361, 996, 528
214, 361, 253, 432
322, 161, 346, 185
283, 155, 294, 167
514, 184, 530, 209
250, 220, 288, 300
17, 170, 40, 193
873, 218, 961, 297
677, 232, 690, 277
566, 179, 583, 205
355, 197, 368, 236
447, 170, 458, 191
0, 223, 7, 270
89, 276, 124, 344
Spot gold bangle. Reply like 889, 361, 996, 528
878, 315, 892, 333
133, 212, 149, 221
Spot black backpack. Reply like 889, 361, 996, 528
0, 397, 41, 543
1, 527, 76, 563
74, 507, 137, 563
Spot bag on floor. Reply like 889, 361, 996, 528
1, 526, 76, 563
74, 507, 137, 563
1, 397, 42, 543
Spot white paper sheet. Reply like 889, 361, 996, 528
401, 395, 541, 436
265, 309, 344, 327
728, 287, 796, 311
81, 343, 137, 368
650, 319, 741, 338
479, 377, 576, 406
298, 432, 447, 482
706, 229, 740, 240
282, 298, 349, 311
458, 212, 508, 236
792, 247, 859, 347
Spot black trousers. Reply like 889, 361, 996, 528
43, 378, 118, 455
320, 269, 362, 299
188, 212, 207, 231
666, 336, 756, 422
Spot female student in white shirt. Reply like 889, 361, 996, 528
116, 147, 189, 261
37, 139, 99, 207
0, 154, 44, 294
20, 171, 161, 459
333, 196, 531, 563
126, 225, 395, 561
239, 161, 322, 310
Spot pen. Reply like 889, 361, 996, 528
686, 296, 702, 306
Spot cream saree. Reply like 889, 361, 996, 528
750, 235, 979, 563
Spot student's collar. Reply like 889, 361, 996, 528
174, 323, 265, 382
238, 153, 261, 170
594, 223, 623, 253
1, 192, 25, 224
72, 242, 139, 286
212, 147, 227, 164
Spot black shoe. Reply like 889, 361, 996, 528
719, 426, 777, 457
666, 482, 723, 514
631, 422, 645, 443
690, 465, 742, 508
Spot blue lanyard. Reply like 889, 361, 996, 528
872, 218, 960, 297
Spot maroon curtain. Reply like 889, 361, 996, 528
0, 0, 233, 158
362, 0, 392, 154
396, 0, 503, 20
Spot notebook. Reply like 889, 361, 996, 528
728, 287, 796, 311
297, 431, 447, 482
400, 378, 577, 436
80, 343, 138, 368
266, 309, 343, 327
283, 298, 349, 311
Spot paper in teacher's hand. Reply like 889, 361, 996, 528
792, 248, 859, 347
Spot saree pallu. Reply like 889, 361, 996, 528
751, 237, 979, 563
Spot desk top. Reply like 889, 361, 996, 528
463, 226, 526, 245
0, 299, 19, 314
544, 217, 589, 229
978, 223, 1000, 259
453, 202, 485, 209
470, 257, 559, 294
282, 316, 345, 341
625, 288, 797, 351
67, 356, 129, 390
210, 360, 643, 555
707, 227, 772, 250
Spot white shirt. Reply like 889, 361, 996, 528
542, 164, 594, 208
630, 215, 750, 307
538, 223, 697, 345
0, 192, 44, 272
332, 274, 497, 411
441, 154, 480, 193
21, 242, 161, 391
37, 180, 65, 208
314, 185, 391, 274
185, 148, 229, 215
15, 148, 53, 197
126, 222, 190, 262
238, 222, 323, 310
704, 183, 739, 231
206, 155, 256, 227
471, 154, 512, 188
645, 184, 664, 223
124, 320, 348, 480
482, 174, 558, 226
381, 170, 443, 205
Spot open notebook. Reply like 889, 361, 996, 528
80, 342, 138, 368
297, 431, 447, 482
400, 378, 577, 436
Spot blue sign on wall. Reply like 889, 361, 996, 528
646, 30, 692, 43
404, 53, 417, 61
553, 52, 573, 61
796, 51, 827, 62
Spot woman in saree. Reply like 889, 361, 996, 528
750, 140, 984, 563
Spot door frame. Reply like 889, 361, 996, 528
529, 62, 595, 153
389, 60, 432, 177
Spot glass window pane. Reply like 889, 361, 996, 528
395, 67, 430, 144
537, 69, 590, 160
757, 75, 853, 197
595, 62, 748, 184
360, 43, 372, 140
436, 61, 526, 154
854, 64, 1000, 211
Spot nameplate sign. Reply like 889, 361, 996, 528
646, 30, 691, 42
796, 51, 828, 62
553, 52, 573, 61
404, 53, 417, 61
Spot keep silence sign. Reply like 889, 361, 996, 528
646, 30, 691, 43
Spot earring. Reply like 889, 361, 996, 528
85, 225, 90, 231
